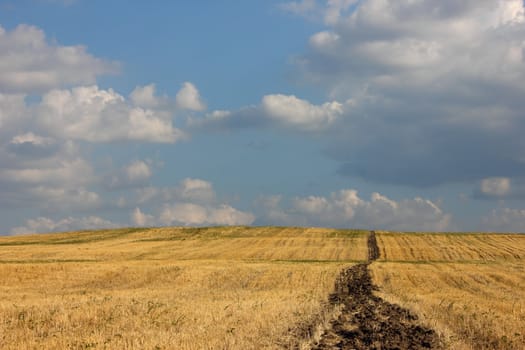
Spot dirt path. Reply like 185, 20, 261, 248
312, 232, 441, 349
367, 230, 380, 261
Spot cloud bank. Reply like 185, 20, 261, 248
130, 178, 255, 227
204, 0, 525, 188
0, 24, 118, 93
257, 189, 451, 231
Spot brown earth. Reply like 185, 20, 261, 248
311, 232, 442, 350
367, 230, 380, 261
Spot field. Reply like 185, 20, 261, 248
1, 227, 525, 349
0, 227, 366, 349
372, 232, 525, 349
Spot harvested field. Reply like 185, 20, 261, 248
375, 231, 525, 262
371, 262, 525, 349
372, 232, 525, 349
0, 226, 367, 262
0, 227, 365, 349
2, 227, 525, 349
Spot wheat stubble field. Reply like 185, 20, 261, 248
0, 227, 524, 349
0, 227, 366, 349
372, 232, 525, 349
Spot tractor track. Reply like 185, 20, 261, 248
312, 231, 441, 350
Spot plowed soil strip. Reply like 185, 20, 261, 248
312, 232, 440, 349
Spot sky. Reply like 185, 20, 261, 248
1, 0, 525, 235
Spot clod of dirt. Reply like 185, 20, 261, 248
311, 232, 441, 350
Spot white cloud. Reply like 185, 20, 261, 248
6, 132, 58, 158
159, 203, 208, 226
262, 94, 343, 130
278, 0, 525, 186
0, 24, 117, 93
10, 132, 53, 146
301, 0, 525, 96
37, 85, 186, 143
159, 203, 255, 226
309, 30, 340, 49
176, 178, 216, 203
0, 127, 100, 213
131, 207, 155, 227
474, 177, 525, 199
324, 0, 358, 25
126, 160, 152, 183
0, 157, 94, 187
190, 94, 344, 132
175, 82, 206, 111
130, 84, 165, 108
103, 160, 154, 189
29, 186, 101, 211
257, 189, 451, 231
480, 177, 511, 197
254, 195, 292, 223
132, 178, 216, 205
10, 216, 118, 235
0, 93, 27, 131
126, 178, 253, 227
482, 208, 525, 233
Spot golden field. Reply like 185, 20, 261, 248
1, 227, 525, 349
0, 227, 366, 349
372, 231, 525, 350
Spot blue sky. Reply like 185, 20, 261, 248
1, 0, 525, 234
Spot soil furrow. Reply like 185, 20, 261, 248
312, 232, 441, 350
368, 230, 380, 261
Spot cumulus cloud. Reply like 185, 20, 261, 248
159, 203, 255, 226
10, 216, 118, 235
130, 84, 166, 108
6, 132, 58, 158
296, 0, 525, 186
175, 82, 206, 111
479, 177, 511, 197
0, 93, 26, 131
0, 24, 214, 235
104, 160, 153, 189
130, 203, 255, 227
175, 178, 216, 202
474, 177, 525, 199
482, 208, 525, 233
0, 157, 94, 187
189, 94, 344, 132
262, 94, 343, 130
128, 178, 254, 227
0, 127, 100, 214
188, 107, 266, 131
1, 83, 205, 145
28, 186, 101, 212
278, 0, 525, 186
37, 85, 186, 143
257, 189, 451, 231
10, 132, 53, 146
131, 207, 155, 227
132, 178, 216, 205
125, 160, 152, 183
0, 24, 117, 93
0, 138, 102, 214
